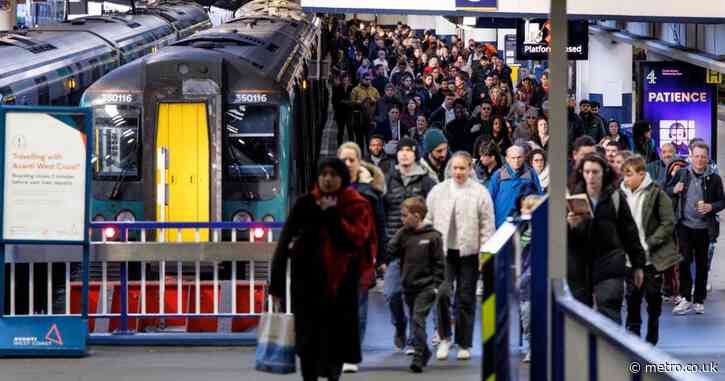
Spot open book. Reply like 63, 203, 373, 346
566, 193, 593, 217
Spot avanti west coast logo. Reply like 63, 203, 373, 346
12, 324, 64, 347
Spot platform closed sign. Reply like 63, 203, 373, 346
1, 111, 88, 242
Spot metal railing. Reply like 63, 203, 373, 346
2, 221, 285, 345
551, 279, 711, 381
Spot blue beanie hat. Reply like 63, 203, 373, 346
422, 128, 448, 155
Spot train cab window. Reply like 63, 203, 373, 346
223, 104, 278, 182
92, 105, 141, 180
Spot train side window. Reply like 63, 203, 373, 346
92, 104, 141, 180
223, 104, 278, 183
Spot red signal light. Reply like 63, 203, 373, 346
103, 227, 118, 240
253, 228, 266, 240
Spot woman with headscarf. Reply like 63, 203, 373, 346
270, 158, 376, 381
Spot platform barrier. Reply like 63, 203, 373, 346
2, 221, 286, 346
551, 279, 710, 381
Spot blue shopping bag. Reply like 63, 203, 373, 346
255, 312, 296, 374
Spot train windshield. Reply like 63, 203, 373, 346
92, 105, 141, 179
223, 104, 278, 182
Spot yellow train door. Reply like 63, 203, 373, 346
156, 103, 209, 241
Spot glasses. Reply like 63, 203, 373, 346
482, 107, 492, 111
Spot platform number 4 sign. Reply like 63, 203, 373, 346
706, 69, 722, 84
646, 70, 657, 84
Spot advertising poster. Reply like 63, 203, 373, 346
640, 62, 716, 157
515, 19, 589, 60
2, 112, 87, 242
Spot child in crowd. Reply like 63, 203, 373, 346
620, 155, 680, 344
387, 196, 445, 373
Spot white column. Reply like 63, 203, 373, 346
0, 0, 17, 32
576, 33, 634, 124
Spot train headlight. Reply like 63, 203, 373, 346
232, 210, 253, 231
262, 214, 275, 223
115, 210, 136, 222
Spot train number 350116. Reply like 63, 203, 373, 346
101, 94, 135, 103
235, 93, 269, 103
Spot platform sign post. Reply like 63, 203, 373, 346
0, 106, 92, 357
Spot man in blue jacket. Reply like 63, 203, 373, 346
488, 144, 543, 228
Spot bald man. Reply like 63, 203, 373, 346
488, 145, 543, 227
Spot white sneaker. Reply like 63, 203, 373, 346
342, 363, 358, 373
476, 280, 484, 296
673, 299, 692, 315
693, 303, 705, 314
436, 339, 451, 360
457, 348, 471, 360
671, 296, 682, 305
405, 347, 416, 356
522, 352, 531, 363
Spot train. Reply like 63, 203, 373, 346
81, 0, 330, 233
0, 0, 211, 106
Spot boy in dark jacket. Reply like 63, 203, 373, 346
387, 196, 445, 373
620, 155, 681, 344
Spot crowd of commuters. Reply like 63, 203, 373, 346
269, 16, 724, 380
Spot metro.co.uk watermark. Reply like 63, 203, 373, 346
629, 361, 719, 374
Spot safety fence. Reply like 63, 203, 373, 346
2, 221, 284, 345
485, 197, 711, 381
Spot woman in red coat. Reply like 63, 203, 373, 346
271, 158, 376, 381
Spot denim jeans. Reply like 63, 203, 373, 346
383, 259, 407, 339
359, 289, 369, 345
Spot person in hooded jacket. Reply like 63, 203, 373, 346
270, 158, 376, 381
337, 142, 387, 373
382, 138, 437, 353
566, 153, 646, 323
620, 155, 681, 345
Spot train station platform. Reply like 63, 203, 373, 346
0, 292, 490, 381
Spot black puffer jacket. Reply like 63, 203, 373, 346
567, 186, 646, 295
382, 164, 436, 264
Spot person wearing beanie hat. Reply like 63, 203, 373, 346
382, 136, 437, 355
397, 137, 419, 159
420, 129, 449, 183
270, 156, 376, 381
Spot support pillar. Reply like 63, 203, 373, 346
576, 33, 634, 125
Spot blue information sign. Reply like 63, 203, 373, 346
0, 106, 92, 357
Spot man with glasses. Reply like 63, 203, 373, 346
468, 100, 494, 138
